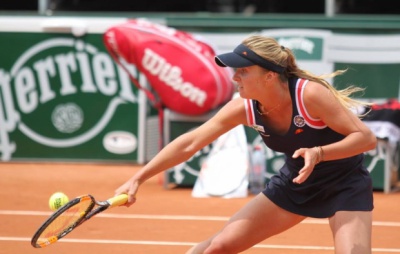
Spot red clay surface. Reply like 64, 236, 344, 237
1, 162, 399, 254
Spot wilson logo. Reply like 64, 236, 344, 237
142, 48, 207, 107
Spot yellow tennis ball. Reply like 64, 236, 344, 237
49, 192, 69, 211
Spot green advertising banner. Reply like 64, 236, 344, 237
0, 17, 149, 163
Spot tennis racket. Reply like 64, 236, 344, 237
31, 193, 128, 248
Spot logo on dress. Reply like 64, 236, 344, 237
295, 129, 304, 135
293, 115, 306, 127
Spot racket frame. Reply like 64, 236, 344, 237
31, 194, 128, 248
31, 195, 95, 248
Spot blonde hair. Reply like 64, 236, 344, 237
242, 35, 371, 116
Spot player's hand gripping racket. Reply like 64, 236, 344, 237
31, 194, 128, 248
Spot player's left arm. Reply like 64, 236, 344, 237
292, 81, 377, 184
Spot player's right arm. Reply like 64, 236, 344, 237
115, 97, 248, 204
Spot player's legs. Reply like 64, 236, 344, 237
186, 193, 306, 254
328, 211, 372, 254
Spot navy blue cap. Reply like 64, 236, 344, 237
215, 44, 285, 74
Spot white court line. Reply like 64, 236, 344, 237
2, 210, 400, 252
1, 210, 400, 227
2, 237, 400, 252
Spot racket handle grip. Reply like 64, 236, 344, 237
107, 194, 129, 207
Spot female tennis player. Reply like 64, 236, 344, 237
115, 34, 377, 254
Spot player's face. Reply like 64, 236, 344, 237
232, 65, 267, 99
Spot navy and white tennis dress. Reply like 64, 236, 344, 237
244, 77, 374, 218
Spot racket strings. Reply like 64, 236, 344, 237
37, 199, 93, 243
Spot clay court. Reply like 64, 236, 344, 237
1, 162, 400, 254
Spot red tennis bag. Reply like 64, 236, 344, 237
103, 19, 234, 115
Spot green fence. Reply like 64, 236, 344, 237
0, 15, 399, 193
